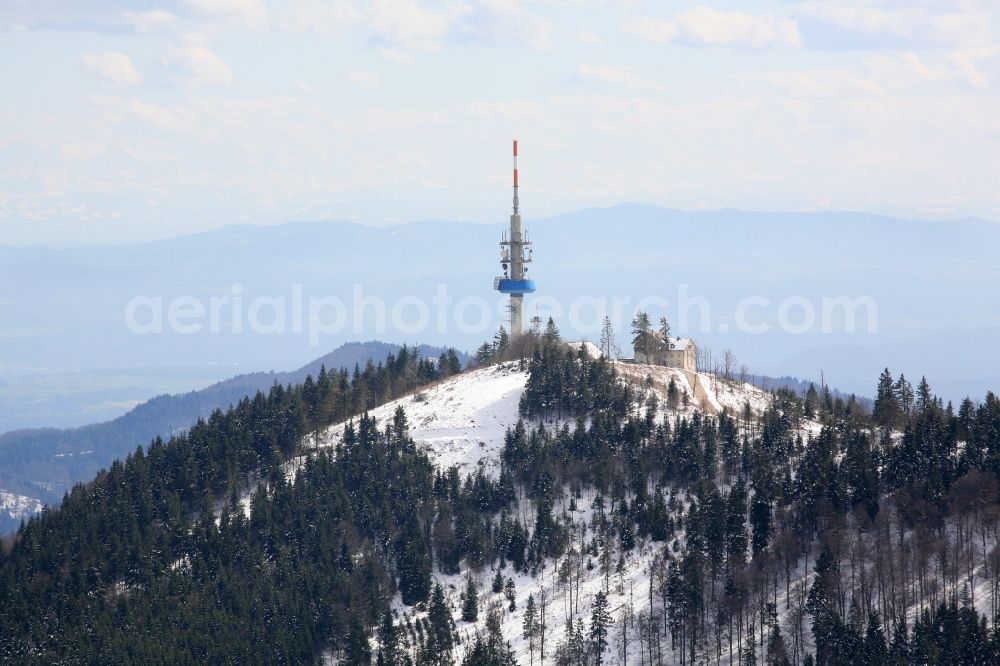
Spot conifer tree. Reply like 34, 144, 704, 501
650, 487, 670, 541
398, 514, 432, 605
492, 568, 504, 594
631, 311, 653, 360
494, 327, 511, 361
543, 317, 561, 346
462, 608, 516, 666
725, 477, 749, 564
873, 368, 898, 430
667, 376, 680, 408
766, 621, 791, 666
843, 430, 879, 518
916, 376, 933, 413
377, 610, 402, 666
461, 576, 479, 622
474, 342, 495, 368
438, 348, 463, 377
599, 316, 615, 359
345, 617, 372, 666
862, 612, 888, 665
572, 618, 588, 665
522, 594, 539, 666
590, 589, 611, 665
807, 544, 842, 665
804, 383, 818, 418
423, 583, 455, 665
658, 316, 671, 341
894, 374, 914, 416
750, 489, 772, 555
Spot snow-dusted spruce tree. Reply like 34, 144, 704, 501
522, 594, 539, 666
461, 576, 479, 623
590, 589, 611, 666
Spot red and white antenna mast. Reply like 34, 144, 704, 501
513, 139, 519, 215
493, 138, 535, 337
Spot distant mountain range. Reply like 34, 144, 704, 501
2, 205, 998, 434
0, 341, 465, 534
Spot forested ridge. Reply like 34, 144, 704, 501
508, 347, 1000, 665
0, 341, 466, 536
0, 346, 463, 663
3, 337, 1000, 665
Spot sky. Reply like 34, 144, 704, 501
1, 0, 999, 246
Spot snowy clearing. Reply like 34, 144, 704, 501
313, 363, 528, 478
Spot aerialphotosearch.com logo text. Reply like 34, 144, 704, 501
124, 283, 878, 345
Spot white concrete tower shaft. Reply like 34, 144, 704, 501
509, 139, 524, 336
495, 140, 534, 338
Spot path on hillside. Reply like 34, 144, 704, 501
677, 368, 720, 415
616, 362, 721, 416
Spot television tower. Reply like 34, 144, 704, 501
494, 139, 535, 337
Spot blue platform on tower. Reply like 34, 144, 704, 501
494, 278, 536, 294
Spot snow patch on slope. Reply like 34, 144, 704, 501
314, 362, 528, 478
0, 490, 43, 524
565, 340, 602, 360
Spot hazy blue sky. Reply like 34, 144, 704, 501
2, 1, 998, 245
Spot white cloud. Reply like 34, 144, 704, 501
574, 63, 665, 93
92, 93, 310, 139
9, 0, 1000, 235
673, 6, 803, 49
868, 51, 950, 89
750, 67, 884, 99
377, 47, 416, 64
184, 0, 266, 19
126, 99, 194, 133
622, 17, 677, 44
575, 30, 604, 46
125, 9, 177, 33
749, 52, 975, 99
810, 6, 911, 36
450, 0, 552, 49
165, 45, 234, 87
367, 0, 551, 54
274, 0, 363, 36
90, 95, 196, 134
370, 0, 453, 51
60, 141, 105, 161
951, 47, 1000, 90
626, 6, 803, 49
82, 51, 143, 85
803, 6, 993, 49
347, 70, 380, 92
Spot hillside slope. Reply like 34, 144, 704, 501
308, 359, 998, 665
315, 363, 526, 478
5, 344, 998, 664
309, 359, 795, 665
0, 341, 464, 534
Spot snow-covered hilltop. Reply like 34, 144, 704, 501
307, 356, 813, 666
310, 358, 790, 480
313, 363, 528, 478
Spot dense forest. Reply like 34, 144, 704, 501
3, 333, 1000, 665
0, 346, 464, 663
509, 345, 1000, 665
0, 341, 466, 534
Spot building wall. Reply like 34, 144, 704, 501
634, 342, 697, 372
664, 349, 696, 372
